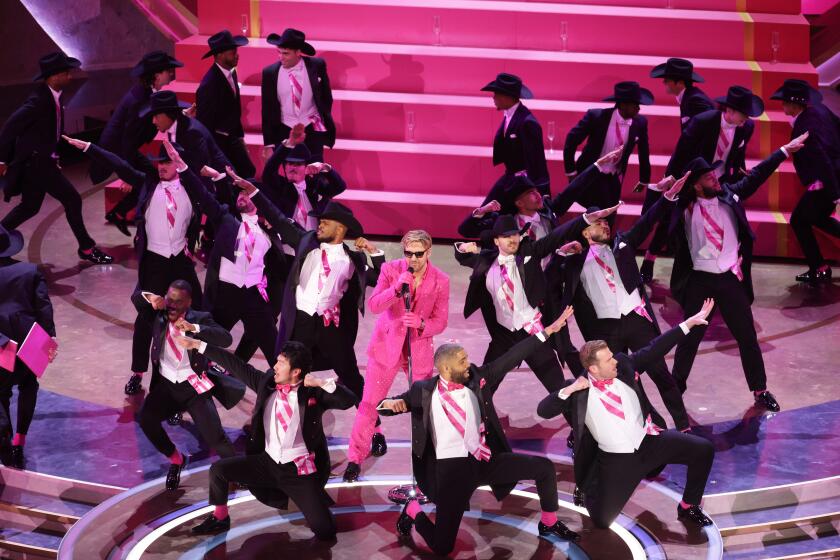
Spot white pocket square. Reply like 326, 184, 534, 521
317, 77, 322, 82
738, 140, 745, 148
733, 194, 740, 202
618, 241, 627, 249
523, 256, 532, 264
510, 134, 517, 139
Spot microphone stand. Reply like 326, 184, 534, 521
387, 272, 428, 505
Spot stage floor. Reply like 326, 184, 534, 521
2, 164, 840, 558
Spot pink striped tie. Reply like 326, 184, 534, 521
715, 127, 731, 161
292, 452, 317, 475
698, 203, 724, 253
163, 186, 177, 229
523, 310, 544, 335
517, 216, 536, 239
166, 322, 183, 363
437, 378, 492, 461
318, 249, 331, 291
242, 221, 257, 262
293, 187, 309, 228
499, 262, 516, 311
614, 118, 626, 147
590, 247, 617, 293
275, 384, 296, 432
634, 304, 653, 323
288, 71, 303, 114
589, 376, 625, 420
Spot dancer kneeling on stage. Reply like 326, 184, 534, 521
183, 340, 356, 538
378, 307, 580, 556
538, 299, 717, 529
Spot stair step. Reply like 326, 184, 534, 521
199, 0, 809, 63
0, 466, 123, 507
0, 528, 61, 559
724, 526, 840, 560
715, 496, 840, 530
0, 483, 93, 521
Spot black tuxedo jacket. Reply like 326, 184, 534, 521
679, 86, 714, 130
381, 334, 544, 503
493, 103, 549, 192
90, 83, 157, 184
147, 308, 244, 409
169, 115, 231, 176
537, 326, 684, 486
455, 217, 585, 336
262, 143, 346, 217
261, 57, 335, 148
560, 196, 672, 337
0, 84, 65, 198
666, 109, 753, 181
669, 149, 788, 306
564, 107, 651, 183
178, 170, 288, 314
249, 192, 384, 350
0, 261, 56, 348
196, 64, 245, 142
790, 103, 840, 201
205, 345, 356, 508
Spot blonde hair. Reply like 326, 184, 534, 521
401, 229, 432, 250
580, 340, 610, 371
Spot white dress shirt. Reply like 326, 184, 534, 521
215, 63, 237, 94
430, 382, 482, 460
296, 243, 355, 315
584, 378, 647, 453
145, 178, 193, 257
517, 213, 551, 269
159, 322, 195, 384
676, 89, 690, 125
581, 243, 645, 319
599, 109, 632, 175
716, 113, 737, 177
276, 59, 321, 129
503, 102, 520, 134
161, 118, 179, 143
685, 197, 740, 274
219, 213, 271, 288
486, 256, 542, 332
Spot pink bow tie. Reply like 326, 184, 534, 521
439, 378, 464, 392
590, 377, 615, 391
276, 384, 295, 394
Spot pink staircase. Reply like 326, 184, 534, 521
160, 0, 839, 259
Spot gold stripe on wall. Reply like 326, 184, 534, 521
250, 0, 261, 38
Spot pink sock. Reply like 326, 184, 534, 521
406, 500, 422, 519
169, 451, 184, 465
11, 433, 25, 446
373, 425, 383, 435
213, 505, 229, 520
540, 511, 558, 526
133, 371, 144, 377
754, 390, 765, 396
680, 500, 694, 509
644, 251, 657, 262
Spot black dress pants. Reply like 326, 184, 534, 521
588, 312, 689, 430
790, 188, 840, 270
209, 451, 336, 540
0, 360, 39, 436
482, 327, 566, 394
212, 282, 278, 366
131, 250, 203, 373
585, 431, 714, 528
2, 155, 96, 250
138, 375, 234, 459
289, 310, 364, 402
672, 270, 766, 392
414, 452, 558, 557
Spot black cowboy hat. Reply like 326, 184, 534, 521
0, 225, 24, 258
148, 142, 186, 163
203, 30, 249, 59
491, 214, 527, 237
481, 73, 533, 100
683, 156, 723, 188
770, 78, 823, 105
309, 201, 363, 238
130, 50, 183, 78
500, 174, 539, 212
603, 81, 654, 105
33, 51, 81, 81
138, 90, 191, 118
649, 57, 704, 83
574, 205, 608, 242
267, 28, 316, 56
281, 143, 312, 164
715, 85, 764, 117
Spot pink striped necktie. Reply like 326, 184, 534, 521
498, 260, 516, 312
288, 71, 303, 114
715, 127, 731, 161
293, 184, 309, 227
590, 246, 617, 293
634, 304, 653, 322
242, 221, 257, 262
318, 248, 331, 291
589, 376, 625, 420
163, 185, 177, 229
697, 202, 725, 253
517, 216, 537, 239
437, 378, 492, 462
614, 118, 626, 147
274, 383, 298, 432
165, 321, 183, 363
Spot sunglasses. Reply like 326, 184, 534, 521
403, 250, 428, 259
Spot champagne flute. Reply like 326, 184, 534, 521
406, 110, 416, 142
547, 121, 556, 154
241, 14, 248, 36
771, 31, 780, 64
560, 21, 569, 52
433, 15, 442, 46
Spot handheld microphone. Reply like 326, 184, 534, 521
401, 267, 415, 298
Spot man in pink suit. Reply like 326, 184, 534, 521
343, 230, 450, 482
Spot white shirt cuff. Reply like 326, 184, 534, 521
583, 213, 594, 225
211, 173, 227, 182
321, 378, 337, 393
248, 188, 260, 198
558, 389, 571, 400
678, 321, 690, 335
281, 139, 293, 148
194, 324, 201, 333
566, 170, 578, 177
82, 143, 91, 152
176, 164, 188, 173
369, 250, 385, 257
535, 331, 547, 343
198, 341, 208, 353
664, 191, 679, 202
780, 146, 789, 158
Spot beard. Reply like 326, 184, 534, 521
700, 185, 720, 198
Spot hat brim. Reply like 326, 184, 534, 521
481, 82, 534, 100
308, 211, 363, 238
130, 58, 184, 77
769, 86, 822, 104
201, 36, 249, 59
33, 57, 81, 81
0, 229, 24, 258
686, 160, 724, 186
649, 64, 705, 83
138, 100, 191, 118
266, 34, 316, 56
715, 95, 765, 117
603, 88, 654, 105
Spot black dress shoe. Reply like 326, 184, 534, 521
78, 247, 113, 265
9, 445, 25, 470
0, 434, 11, 466
538, 520, 580, 541
796, 267, 832, 283
754, 390, 781, 412
396, 500, 415, 536
640, 259, 654, 284
124, 374, 143, 395
343, 461, 361, 483
677, 504, 713, 526
167, 412, 183, 426
191, 514, 231, 534
566, 431, 575, 450
370, 432, 387, 457
165, 455, 187, 490
572, 486, 584, 507
105, 211, 131, 236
